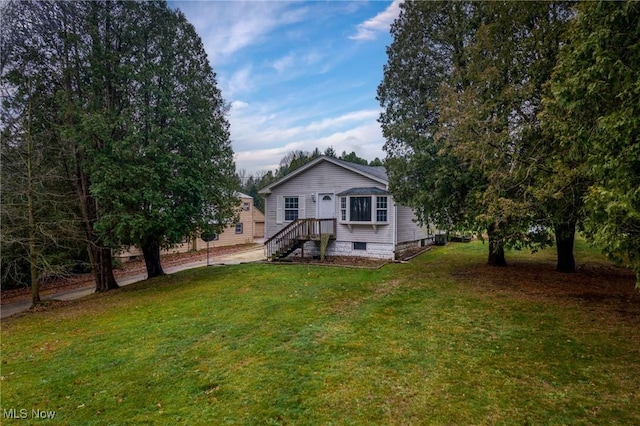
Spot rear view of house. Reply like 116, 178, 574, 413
259, 156, 433, 260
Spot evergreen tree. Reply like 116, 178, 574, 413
439, 1, 571, 266
543, 0, 640, 284
88, 3, 237, 278
339, 151, 369, 165
379, 1, 572, 267
378, 1, 484, 255
3, 0, 236, 285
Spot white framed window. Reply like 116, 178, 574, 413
243, 202, 250, 211
339, 195, 388, 224
284, 196, 299, 221
376, 196, 388, 222
235, 223, 243, 234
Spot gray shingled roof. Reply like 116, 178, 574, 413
331, 157, 388, 181
337, 187, 390, 196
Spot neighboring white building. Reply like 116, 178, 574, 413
258, 156, 433, 260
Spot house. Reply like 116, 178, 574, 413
194, 192, 265, 249
115, 192, 265, 261
258, 156, 433, 260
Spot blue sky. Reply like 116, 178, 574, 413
170, 0, 401, 174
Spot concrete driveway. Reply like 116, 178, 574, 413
1, 244, 266, 320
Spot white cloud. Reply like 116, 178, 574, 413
171, 1, 391, 175
175, 2, 308, 64
270, 49, 325, 74
271, 54, 296, 73
229, 106, 385, 173
223, 66, 254, 98
349, 0, 402, 41
304, 110, 379, 132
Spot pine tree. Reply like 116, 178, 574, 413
543, 0, 640, 284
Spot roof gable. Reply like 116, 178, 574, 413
258, 156, 387, 194
234, 191, 253, 199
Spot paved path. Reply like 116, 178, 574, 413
1, 244, 266, 320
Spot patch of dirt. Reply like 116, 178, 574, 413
274, 246, 431, 269
0, 244, 258, 305
275, 255, 389, 269
453, 260, 640, 324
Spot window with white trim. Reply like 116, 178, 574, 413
376, 196, 388, 222
339, 195, 388, 224
284, 196, 299, 221
235, 223, 243, 234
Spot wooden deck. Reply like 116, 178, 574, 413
264, 218, 336, 259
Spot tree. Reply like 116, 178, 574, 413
369, 157, 384, 167
1, 1, 108, 295
3, 0, 237, 286
323, 146, 337, 158
543, 0, 640, 284
5, 0, 123, 292
339, 151, 368, 165
438, 1, 572, 266
0, 75, 81, 305
88, 3, 237, 279
379, 1, 572, 267
275, 150, 315, 178
378, 1, 485, 256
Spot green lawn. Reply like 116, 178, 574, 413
1, 241, 638, 425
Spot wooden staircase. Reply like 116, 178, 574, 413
264, 218, 336, 260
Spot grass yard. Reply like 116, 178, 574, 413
1, 240, 638, 425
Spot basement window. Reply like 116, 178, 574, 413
353, 242, 367, 250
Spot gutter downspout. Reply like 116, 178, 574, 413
393, 203, 398, 260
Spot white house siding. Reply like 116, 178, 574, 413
396, 205, 430, 243
335, 222, 394, 245
263, 161, 387, 238
393, 205, 432, 258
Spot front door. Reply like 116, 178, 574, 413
318, 193, 335, 218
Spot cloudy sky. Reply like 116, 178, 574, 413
169, 0, 401, 174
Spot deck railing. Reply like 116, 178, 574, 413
264, 218, 336, 259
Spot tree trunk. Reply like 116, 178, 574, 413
90, 245, 119, 292
26, 128, 41, 307
30, 251, 41, 308
75, 171, 118, 292
487, 225, 507, 267
554, 220, 576, 273
141, 239, 164, 279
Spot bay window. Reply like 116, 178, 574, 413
338, 190, 388, 225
